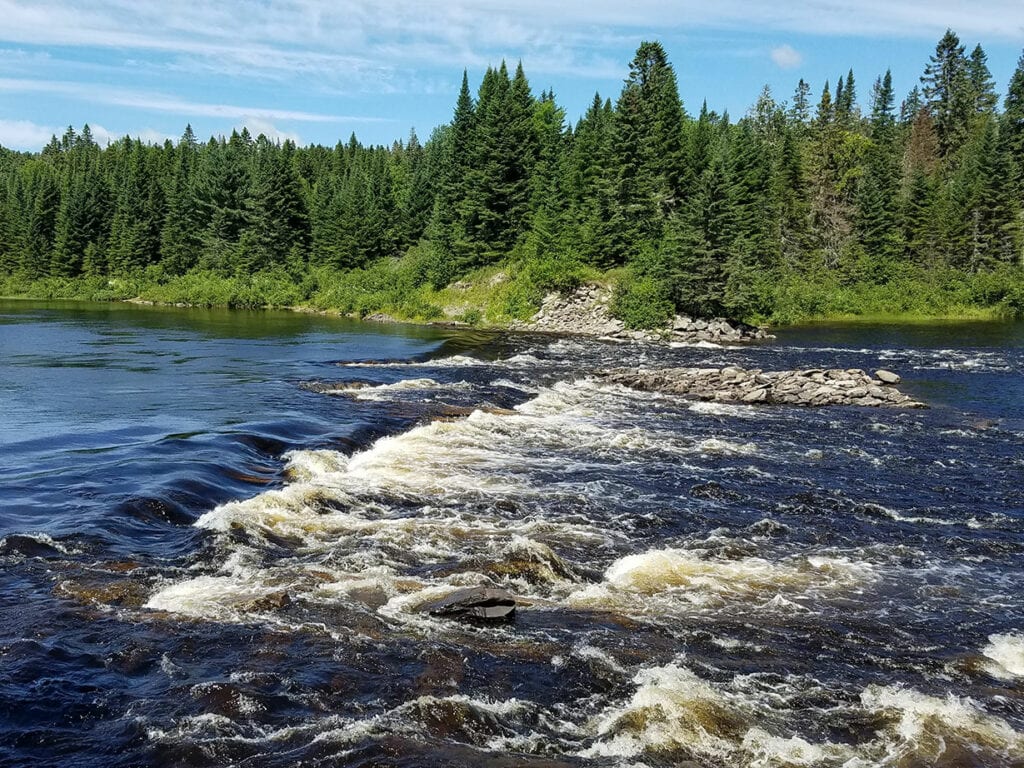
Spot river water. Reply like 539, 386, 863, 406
1, 299, 1023, 767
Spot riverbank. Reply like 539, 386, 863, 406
2, 259, 1022, 334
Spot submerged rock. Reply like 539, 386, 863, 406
603, 366, 925, 408
418, 587, 518, 621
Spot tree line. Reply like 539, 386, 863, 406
1, 30, 1023, 320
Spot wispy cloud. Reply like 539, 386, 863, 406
771, 44, 803, 69
0, 78, 388, 123
1, 1, 1020, 91
1, 0, 1022, 149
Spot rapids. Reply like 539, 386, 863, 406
2, 301, 1023, 767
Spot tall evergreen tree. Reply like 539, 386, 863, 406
966, 44, 998, 117
921, 29, 972, 158
160, 125, 203, 274
241, 137, 310, 273
613, 41, 686, 261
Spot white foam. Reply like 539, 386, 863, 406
319, 377, 472, 400
861, 684, 1024, 762
340, 354, 489, 368
601, 549, 872, 597
0, 532, 78, 555
145, 573, 282, 620
669, 340, 724, 349
580, 662, 736, 759
688, 401, 768, 419
982, 632, 1024, 679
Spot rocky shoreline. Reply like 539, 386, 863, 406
603, 366, 925, 408
509, 284, 772, 344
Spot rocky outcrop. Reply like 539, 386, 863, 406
509, 285, 771, 344
603, 366, 925, 408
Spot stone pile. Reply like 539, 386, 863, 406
603, 366, 925, 408
509, 285, 626, 337
670, 315, 772, 343
509, 284, 771, 343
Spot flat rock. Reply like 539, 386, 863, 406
875, 369, 902, 384
418, 586, 517, 621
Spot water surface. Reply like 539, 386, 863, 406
2, 301, 1023, 767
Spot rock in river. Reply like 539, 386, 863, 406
417, 587, 518, 621
602, 366, 925, 408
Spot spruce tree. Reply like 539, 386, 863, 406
921, 29, 972, 158
1002, 52, 1024, 196
160, 125, 203, 274
613, 41, 686, 261
966, 44, 998, 117
789, 79, 811, 125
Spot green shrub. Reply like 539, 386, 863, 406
611, 272, 674, 329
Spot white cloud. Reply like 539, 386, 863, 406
0, 118, 173, 150
236, 118, 302, 144
771, 44, 803, 69
0, 78, 387, 123
0, 118, 58, 150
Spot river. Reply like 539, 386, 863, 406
1, 299, 1023, 767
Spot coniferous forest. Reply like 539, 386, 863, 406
2, 32, 1024, 325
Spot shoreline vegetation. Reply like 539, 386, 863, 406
2, 33, 1024, 329
0, 261, 1018, 330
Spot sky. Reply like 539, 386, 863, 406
1, 1, 1023, 152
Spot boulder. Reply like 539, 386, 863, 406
875, 369, 901, 384
418, 587, 517, 621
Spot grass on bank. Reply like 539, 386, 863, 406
2, 251, 1022, 327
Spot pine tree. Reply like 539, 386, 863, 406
524, 89, 567, 261
835, 69, 857, 124
53, 126, 109, 276
20, 161, 60, 277
1002, 52, 1024, 197
107, 139, 163, 274
662, 135, 735, 317
425, 70, 476, 282
396, 129, 434, 248
856, 70, 901, 269
900, 86, 923, 125
561, 94, 619, 267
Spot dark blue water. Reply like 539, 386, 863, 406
1, 301, 1023, 767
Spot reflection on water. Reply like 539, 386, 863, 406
1, 300, 1023, 767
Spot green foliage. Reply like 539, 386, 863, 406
611, 270, 674, 329
520, 251, 595, 293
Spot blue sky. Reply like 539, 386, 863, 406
1, 1, 1023, 151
